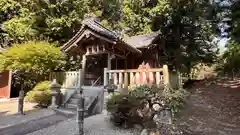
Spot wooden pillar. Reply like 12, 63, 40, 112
123, 72, 128, 93
107, 52, 111, 70
163, 65, 169, 86
81, 55, 87, 84
107, 52, 112, 79
104, 68, 108, 87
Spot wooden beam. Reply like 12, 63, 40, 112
107, 49, 126, 59
65, 44, 77, 52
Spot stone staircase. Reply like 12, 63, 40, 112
55, 86, 104, 117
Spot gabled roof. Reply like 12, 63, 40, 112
62, 18, 161, 55
61, 18, 141, 55
124, 31, 161, 48
82, 18, 118, 40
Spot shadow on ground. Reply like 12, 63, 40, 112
0, 111, 9, 117
177, 78, 240, 135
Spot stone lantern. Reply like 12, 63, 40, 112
104, 79, 117, 94
49, 79, 61, 108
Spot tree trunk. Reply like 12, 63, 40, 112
17, 80, 25, 115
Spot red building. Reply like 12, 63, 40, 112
0, 47, 12, 99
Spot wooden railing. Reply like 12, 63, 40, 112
104, 65, 169, 92
50, 71, 81, 88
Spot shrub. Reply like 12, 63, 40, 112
106, 93, 142, 128
106, 85, 188, 128
25, 81, 51, 107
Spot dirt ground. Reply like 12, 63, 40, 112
176, 78, 240, 135
0, 99, 37, 117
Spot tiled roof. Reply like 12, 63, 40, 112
124, 31, 161, 48
82, 18, 119, 40
62, 18, 142, 55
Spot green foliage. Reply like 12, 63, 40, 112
0, 0, 37, 43
25, 81, 51, 107
31, 0, 91, 44
106, 93, 142, 128
115, 0, 218, 73
120, 0, 170, 36
231, 0, 240, 41
0, 41, 66, 76
106, 85, 188, 128
130, 85, 188, 118
3, 16, 38, 42
217, 40, 240, 74
0, 0, 219, 73
0, 41, 66, 93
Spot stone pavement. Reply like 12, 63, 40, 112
0, 109, 74, 135
27, 110, 140, 135
0, 109, 55, 130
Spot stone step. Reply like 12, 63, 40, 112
68, 98, 80, 104
66, 103, 77, 110
53, 108, 89, 117
69, 96, 92, 104
72, 93, 82, 98
52, 108, 75, 117
65, 103, 89, 110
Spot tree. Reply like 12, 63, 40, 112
0, 0, 220, 74
0, 41, 66, 114
231, 0, 240, 41
0, 0, 37, 44
217, 40, 240, 75
118, 0, 218, 73
0, 0, 93, 45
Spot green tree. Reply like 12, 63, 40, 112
231, 0, 240, 41
0, 41, 66, 114
120, 0, 170, 36
119, 0, 218, 73
218, 40, 240, 75
0, 0, 37, 43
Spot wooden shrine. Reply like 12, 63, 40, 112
60, 17, 171, 88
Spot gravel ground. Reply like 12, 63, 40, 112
27, 111, 140, 135
177, 78, 240, 135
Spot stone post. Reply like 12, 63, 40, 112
49, 79, 61, 108
17, 89, 25, 115
163, 65, 170, 89
76, 91, 85, 135
75, 69, 84, 135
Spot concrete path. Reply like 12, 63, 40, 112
27, 110, 140, 135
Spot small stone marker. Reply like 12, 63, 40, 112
153, 108, 172, 125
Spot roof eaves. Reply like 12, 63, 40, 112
60, 26, 86, 51
83, 19, 118, 40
